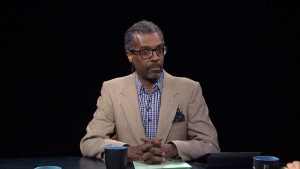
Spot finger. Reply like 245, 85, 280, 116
140, 137, 162, 148
145, 156, 166, 164
128, 146, 143, 155
287, 163, 294, 168
154, 137, 163, 142
292, 161, 300, 166
152, 138, 162, 147
127, 153, 141, 161
144, 159, 153, 164
127, 146, 144, 161
141, 152, 152, 162
140, 137, 152, 143
141, 142, 155, 152
150, 147, 165, 157
133, 155, 143, 161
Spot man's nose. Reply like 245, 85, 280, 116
150, 50, 160, 61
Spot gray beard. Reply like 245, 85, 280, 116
146, 70, 162, 80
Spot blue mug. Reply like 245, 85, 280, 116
253, 156, 280, 169
104, 146, 128, 169
34, 166, 62, 169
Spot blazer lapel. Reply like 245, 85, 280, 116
156, 72, 179, 143
120, 74, 146, 145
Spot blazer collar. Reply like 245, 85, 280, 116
156, 71, 179, 143
120, 73, 145, 145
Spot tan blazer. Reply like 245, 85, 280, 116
80, 71, 220, 161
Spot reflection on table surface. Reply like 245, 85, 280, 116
0, 156, 203, 169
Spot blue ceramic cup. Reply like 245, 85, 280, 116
34, 166, 62, 169
104, 146, 128, 169
253, 156, 280, 169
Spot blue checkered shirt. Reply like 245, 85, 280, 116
135, 73, 164, 139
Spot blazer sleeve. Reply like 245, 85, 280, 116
80, 82, 127, 159
171, 82, 220, 161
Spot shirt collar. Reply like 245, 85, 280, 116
135, 72, 164, 95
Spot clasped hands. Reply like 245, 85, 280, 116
127, 137, 178, 164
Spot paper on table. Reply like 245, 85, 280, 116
133, 160, 192, 169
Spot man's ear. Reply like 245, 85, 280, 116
126, 50, 133, 63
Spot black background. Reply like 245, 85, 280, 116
1, 0, 299, 163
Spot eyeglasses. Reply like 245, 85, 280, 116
130, 46, 167, 59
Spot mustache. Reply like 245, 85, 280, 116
148, 63, 163, 69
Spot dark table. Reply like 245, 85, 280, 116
0, 156, 204, 169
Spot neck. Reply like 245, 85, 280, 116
139, 78, 158, 94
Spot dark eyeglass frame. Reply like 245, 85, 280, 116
129, 46, 167, 59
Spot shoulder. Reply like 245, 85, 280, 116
102, 73, 134, 88
164, 71, 205, 101
163, 71, 204, 97
173, 76, 199, 85
165, 71, 200, 88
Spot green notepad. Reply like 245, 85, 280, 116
133, 160, 192, 169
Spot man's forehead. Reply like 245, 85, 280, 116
133, 33, 163, 47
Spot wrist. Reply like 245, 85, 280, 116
170, 143, 178, 157
164, 143, 178, 159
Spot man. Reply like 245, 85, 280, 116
80, 19, 220, 164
